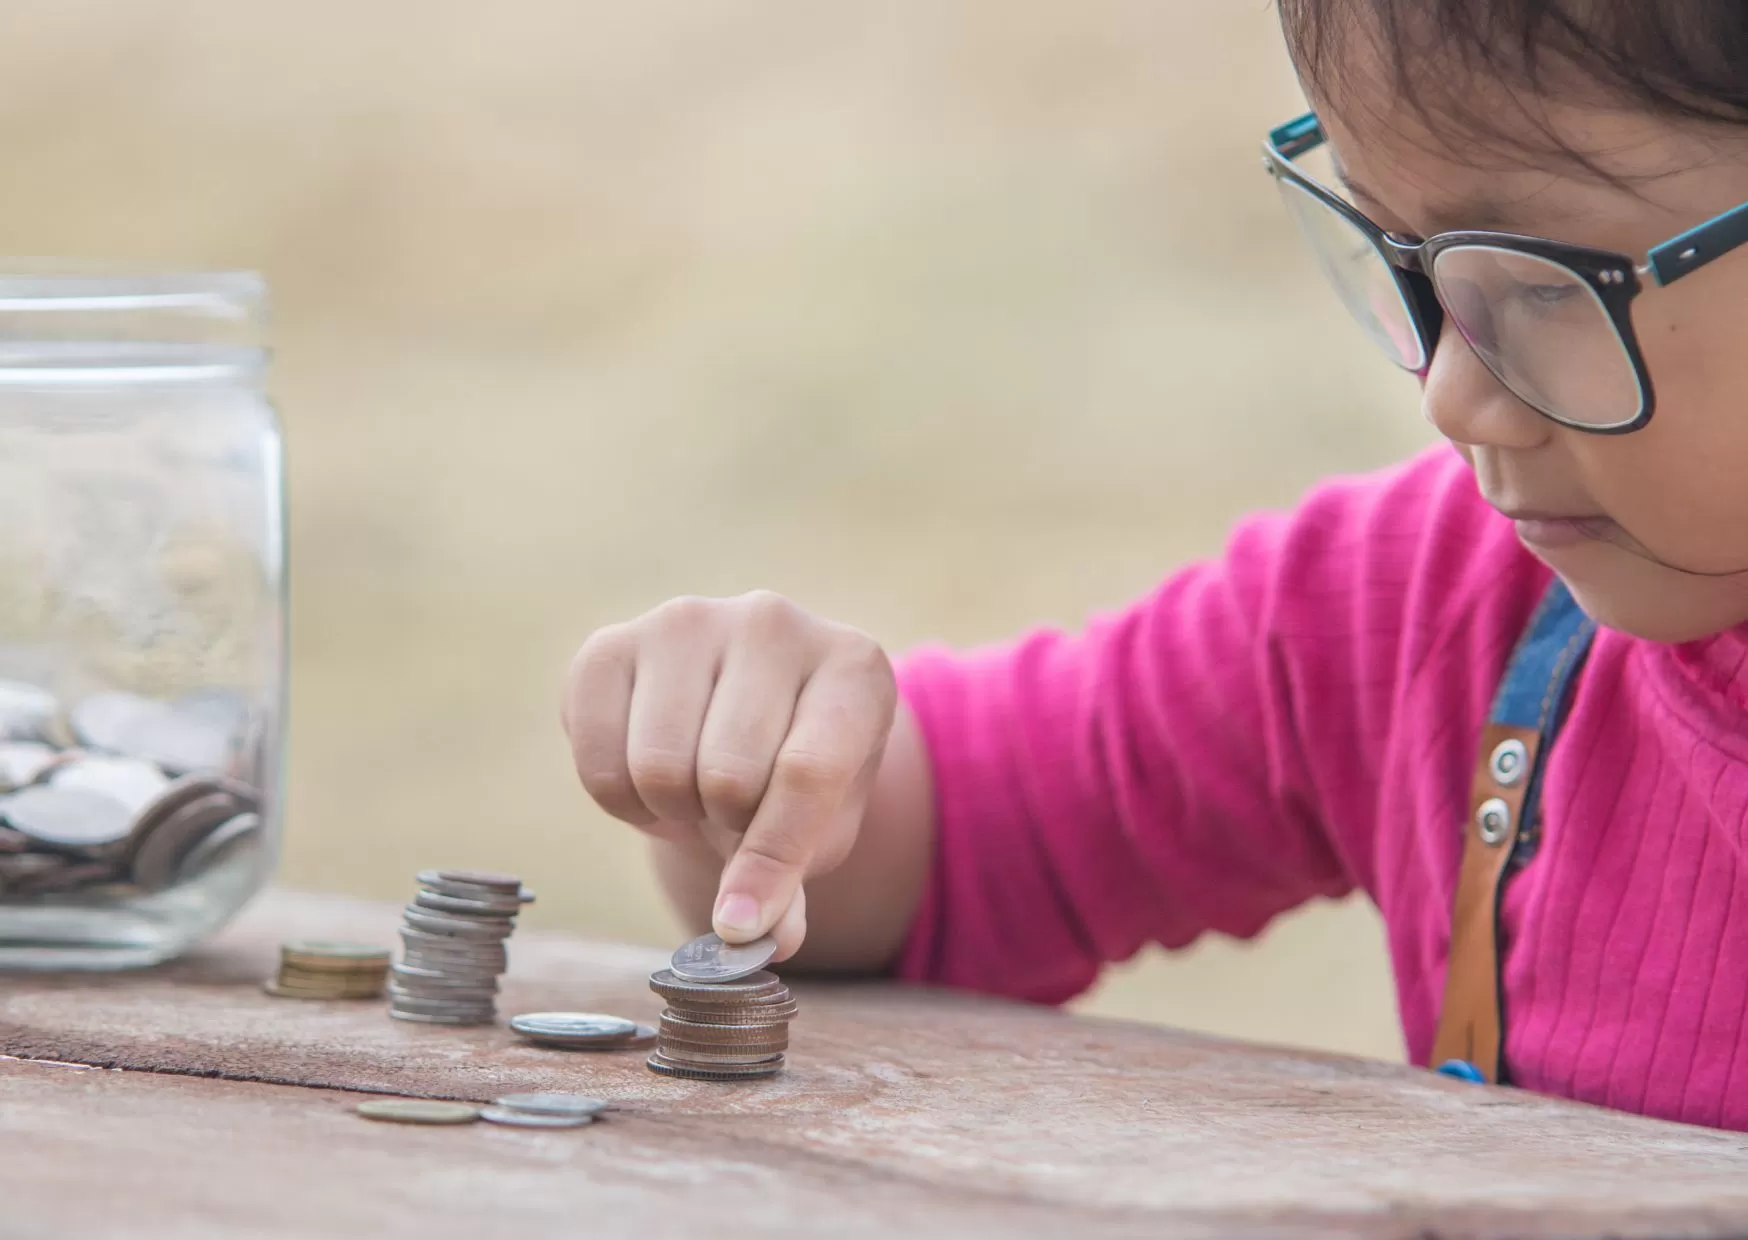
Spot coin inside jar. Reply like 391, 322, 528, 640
49, 756, 170, 814
0, 681, 58, 742
1, 785, 136, 850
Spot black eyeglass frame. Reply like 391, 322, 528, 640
1264, 112, 1748, 433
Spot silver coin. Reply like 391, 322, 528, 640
415, 872, 535, 903
508, 1012, 638, 1043
391, 999, 497, 1014
173, 811, 263, 883
70, 691, 233, 775
399, 968, 502, 987
392, 963, 501, 986
478, 1106, 594, 1129
50, 756, 171, 814
401, 944, 504, 960
398, 928, 509, 953
399, 951, 505, 973
401, 908, 516, 938
399, 950, 503, 971
645, 1052, 783, 1081
413, 890, 522, 917
388, 972, 499, 992
659, 1013, 796, 1039
399, 936, 504, 956
660, 999, 799, 1026
669, 932, 779, 983
649, 968, 783, 1001
1, 785, 135, 849
492, 1092, 609, 1118
0, 742, 63, 793
389, 985, 499, 1006
399, 950, 507, 972
431, 868, 522, 891
0, 681, 58, 742
388, 985, 496, 1005
68, 692, 156, 753
389, 1000, 497, 1018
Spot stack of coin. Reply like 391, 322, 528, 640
647, 968, 797, 1080
389, 869, 532, 1026
266, 940, 391, 999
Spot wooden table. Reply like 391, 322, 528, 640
4, 889, 1748, 1238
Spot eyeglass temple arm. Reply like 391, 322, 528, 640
1645, 201, 1748, 287
1268, 113, 1326, 160
1269, 112, 1748, 292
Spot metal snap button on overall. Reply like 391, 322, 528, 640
1475, 797, 1513, 845
1488, 738, 1529, 787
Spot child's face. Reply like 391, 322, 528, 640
1320, 95, 1748, 642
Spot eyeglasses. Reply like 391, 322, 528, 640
1263, 112, 1748, 433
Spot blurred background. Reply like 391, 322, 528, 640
2, 0, 1438, 1060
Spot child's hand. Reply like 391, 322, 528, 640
561, 592, 898, 960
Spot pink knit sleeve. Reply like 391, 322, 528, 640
891, 447, 1516, 1004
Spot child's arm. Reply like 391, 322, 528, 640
877, 448, 1540, 1005
564, 449, 1534, 994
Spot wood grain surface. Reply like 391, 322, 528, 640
3, 888, 1747, 1238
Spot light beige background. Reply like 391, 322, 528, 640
6, 0, 1441, 1061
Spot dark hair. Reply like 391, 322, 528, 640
1279, 1, 1748, 172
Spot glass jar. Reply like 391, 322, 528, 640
0, 268, 285, 969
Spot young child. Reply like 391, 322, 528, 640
561, 0, 1748, 1133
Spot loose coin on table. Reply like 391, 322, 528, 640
479, 1107, 595, 1129
669, 931, 779, 983
509, 1011, 653, 1050
492, 1092, 609, 1119
355, 1099, 481, 1125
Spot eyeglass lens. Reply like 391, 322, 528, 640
1277, 178, 1644, 427
1277, 180, 1426, 371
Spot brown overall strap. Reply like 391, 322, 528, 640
1431, 723, 1541, 1081
1430, 581, 1596, 1084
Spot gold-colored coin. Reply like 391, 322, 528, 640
281, 940, 391, 965
355, 1098, 481, 1125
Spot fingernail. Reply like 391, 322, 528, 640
714, 892, 762, 937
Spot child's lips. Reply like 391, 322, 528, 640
1502, 510, 1616, 548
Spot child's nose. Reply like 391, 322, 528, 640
1420, 321, 1551, 452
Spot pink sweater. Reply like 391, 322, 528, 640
894, 445, 1748, 1132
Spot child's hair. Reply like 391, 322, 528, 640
1280, 2, 1748, 175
